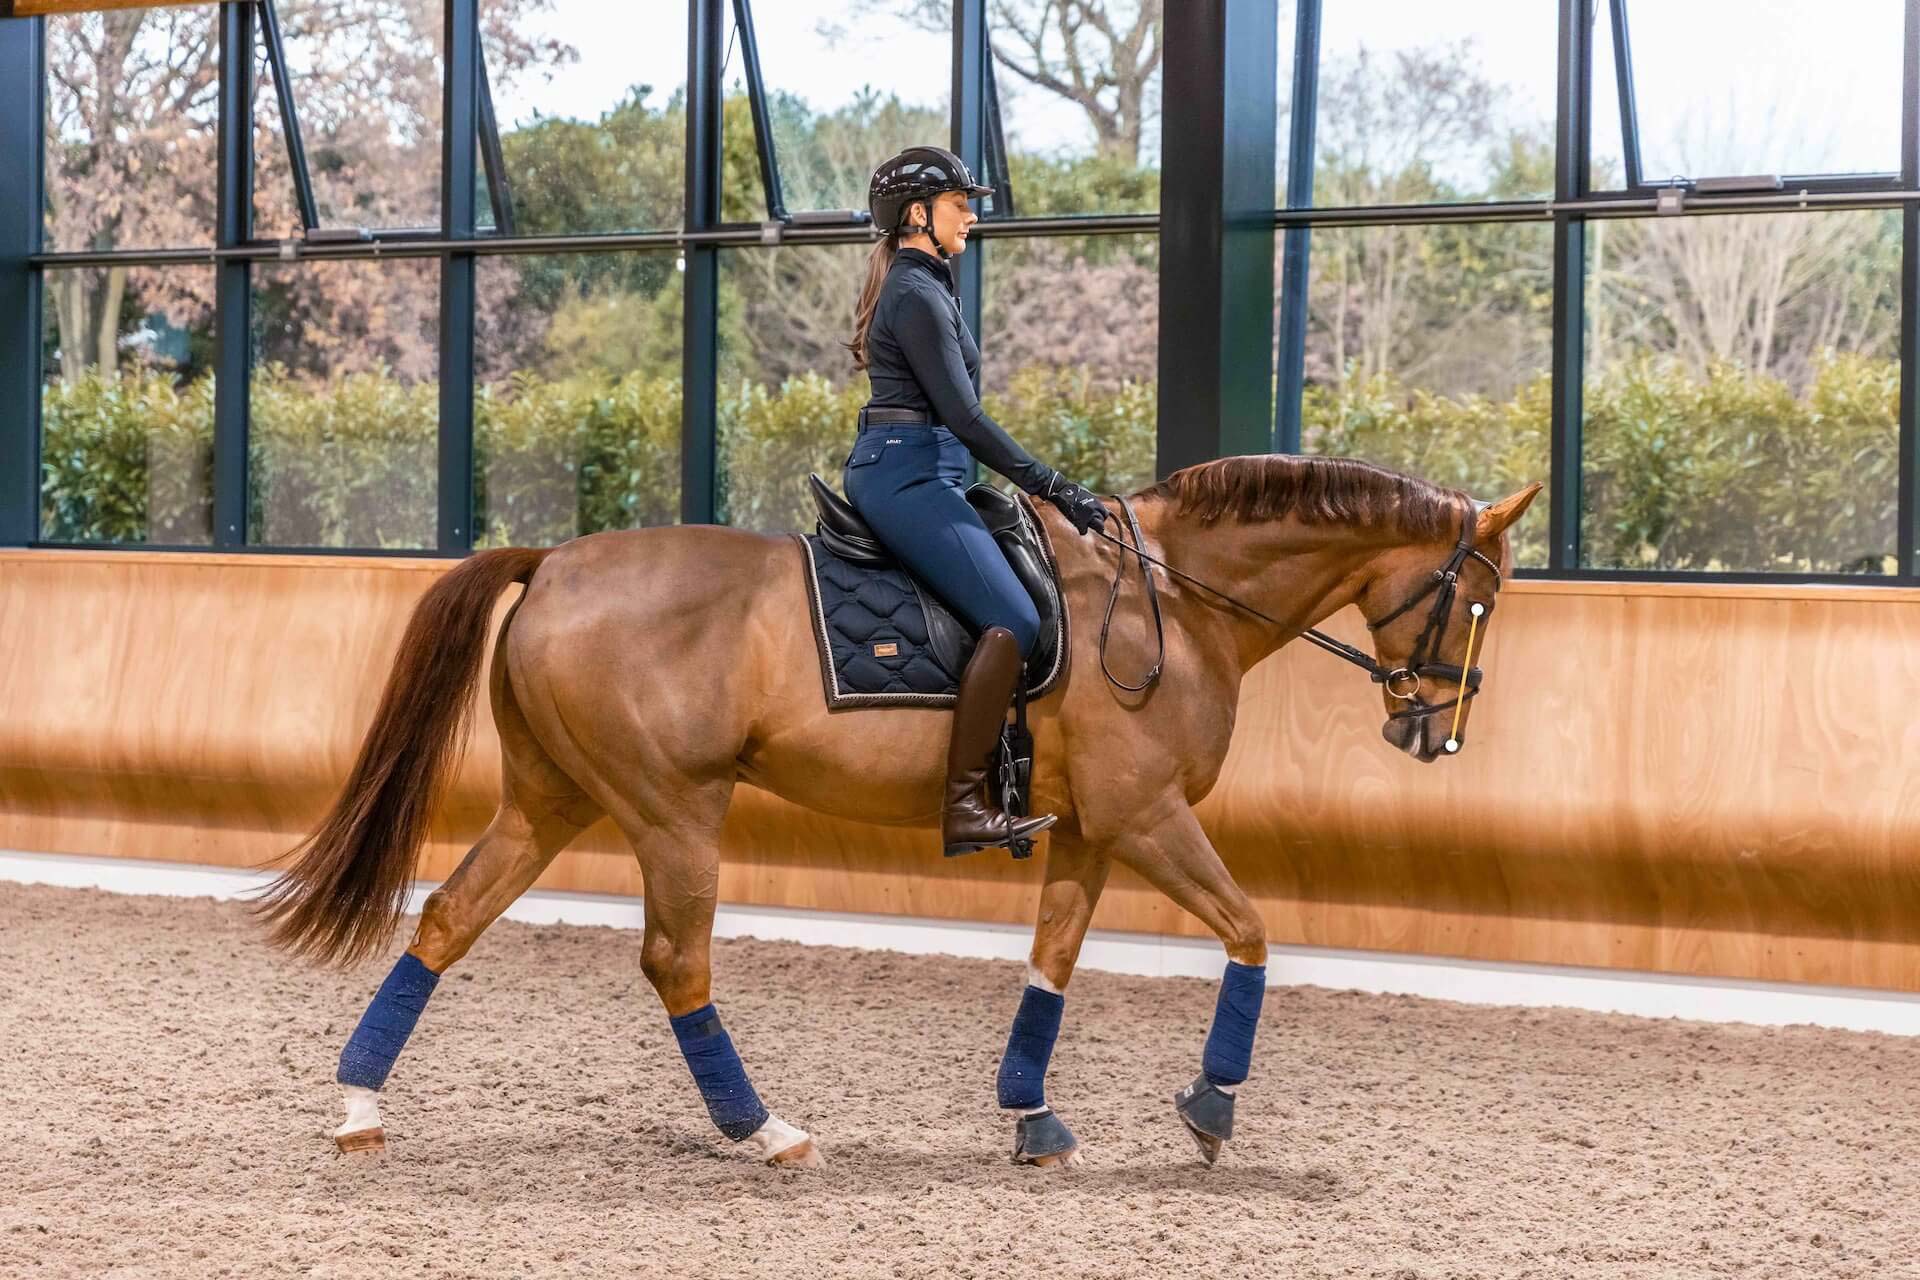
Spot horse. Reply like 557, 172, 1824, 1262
258, 452, 1540, 1169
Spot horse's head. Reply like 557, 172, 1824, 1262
1361, 482, 1540, 762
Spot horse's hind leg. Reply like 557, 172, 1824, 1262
331, 791, 596, 1153
619, 795, 821, 1169
333, 627, 601, 1154
999, 828, 1108, 1169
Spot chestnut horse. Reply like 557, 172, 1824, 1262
260, 454, 1540, 1168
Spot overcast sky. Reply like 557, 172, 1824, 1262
491, 1, 1906, 182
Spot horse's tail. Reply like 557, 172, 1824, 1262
255, 546, 552, 966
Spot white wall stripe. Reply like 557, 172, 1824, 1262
5, 847, 1918, 1036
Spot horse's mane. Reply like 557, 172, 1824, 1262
1135, 454, 1467, 541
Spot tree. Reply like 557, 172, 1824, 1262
43, 0, 568, 384
896, 0, 1161, 165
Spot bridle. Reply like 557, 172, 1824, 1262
1094, 497, 1502, 748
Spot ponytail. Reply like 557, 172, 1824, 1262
845, 232, 899, 372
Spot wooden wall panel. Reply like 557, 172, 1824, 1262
3, 550, 1918, 991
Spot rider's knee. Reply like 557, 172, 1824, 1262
998, 600, 1041, 659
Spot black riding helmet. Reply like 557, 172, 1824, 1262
868, 145, 993, 254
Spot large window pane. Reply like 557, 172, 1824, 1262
475, 253, 682, 545
1301, 222, 1553, 567
250, 259, 439, 548
40, 267, 216, 545
44, 7, 219, 252
267, 0, 443, 233
731, 3, 950, 216
980, 234, 1158, 495
717, 244, 870, 533
1624, 0, 1901, 183
1582, 212, 1900, 574
478, 2, 687, 236
988, 2, 1161, 217
1314, 0, 1555, 207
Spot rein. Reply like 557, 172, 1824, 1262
1090, 495, 1501, 745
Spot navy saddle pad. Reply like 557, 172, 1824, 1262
795, 477, 1068, 709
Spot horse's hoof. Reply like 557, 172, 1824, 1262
1173, 1074, 1234, 1166
1180, 1119, 1224, 1166
1024, 1144, 1084, 1170
769, 1137, 824, 1169
1010, 1107, 1079, 1167
334, 1126, 386, 1156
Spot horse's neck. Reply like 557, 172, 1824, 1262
1139, 501, 1394, 674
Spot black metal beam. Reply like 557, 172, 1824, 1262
682, 0, 723, 526
258, 0, 317, 233
983, 45, 1015, 219
734, 0, 786, 222
477, 47, 515, 237
952, 0, 985, 374
1548, 0, 1589, 572
1155, 0, 1278, 477
212, 1, 256, 548
1900, 0, 1920, 576
1606, 0, 1641, 191
0, 16, 42, 546
438, 0, 477, 553
1272, 0, 1321, 454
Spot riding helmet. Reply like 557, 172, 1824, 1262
867, 145, 993, 235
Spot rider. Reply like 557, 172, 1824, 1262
844, 145, 1110, 859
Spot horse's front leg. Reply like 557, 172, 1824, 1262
1104, 798, 1268, 1166
998, 828, 1109, 1168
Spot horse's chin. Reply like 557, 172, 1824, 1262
1381, 717, 1445, 763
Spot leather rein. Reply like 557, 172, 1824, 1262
1093, 495, 1501, 727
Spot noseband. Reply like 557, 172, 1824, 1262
1094, 499, 1501, 731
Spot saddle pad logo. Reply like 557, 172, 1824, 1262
873, 642, 900, 658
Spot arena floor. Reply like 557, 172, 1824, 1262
3, 882, 1917, 1279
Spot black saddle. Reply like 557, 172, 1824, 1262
806, 473, 1062, 686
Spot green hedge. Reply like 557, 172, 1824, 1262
40, 358, 1898, 574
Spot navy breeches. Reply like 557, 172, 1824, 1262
843, 425, 1041, 659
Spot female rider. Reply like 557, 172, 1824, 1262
843, 145, 1109, 859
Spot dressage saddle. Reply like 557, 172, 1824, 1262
805, 473, 1061, 685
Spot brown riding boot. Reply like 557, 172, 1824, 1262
942, 626, 1058, 857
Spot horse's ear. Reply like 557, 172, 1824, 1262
1475, 482, 1543, 541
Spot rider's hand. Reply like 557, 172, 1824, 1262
1040, 473, 1109, 535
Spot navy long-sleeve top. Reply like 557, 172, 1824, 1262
862, 247, 1052, 495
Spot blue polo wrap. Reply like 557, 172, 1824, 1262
1201, 960, 1266, 1088
337, 952, 440, 1090
996, 984, 1065, 1110
669, 1004, 769, 1141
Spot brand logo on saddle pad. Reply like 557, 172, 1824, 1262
873, 642, 900, 658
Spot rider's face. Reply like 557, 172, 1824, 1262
909, 191, 978, 256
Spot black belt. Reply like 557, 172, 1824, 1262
859, 407, 936, 426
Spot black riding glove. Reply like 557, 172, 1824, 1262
1039, 473, 1109, 535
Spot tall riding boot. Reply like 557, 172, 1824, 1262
943, 626, 1058, 857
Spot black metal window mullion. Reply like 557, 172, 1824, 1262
0, 16, 43, 547
212, 2, 256, 548
257, 0, 318, 234
1606, 0, 1640, 192
682, 0, 723, 526
1899, 0, 1920, 578
477, 47, 515, 236
437, 0, 478, 554
733, 0, 786, 224
1547, 0, 1590, 573
982, 44, 1015, 218
1272, 0, 1321, 454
